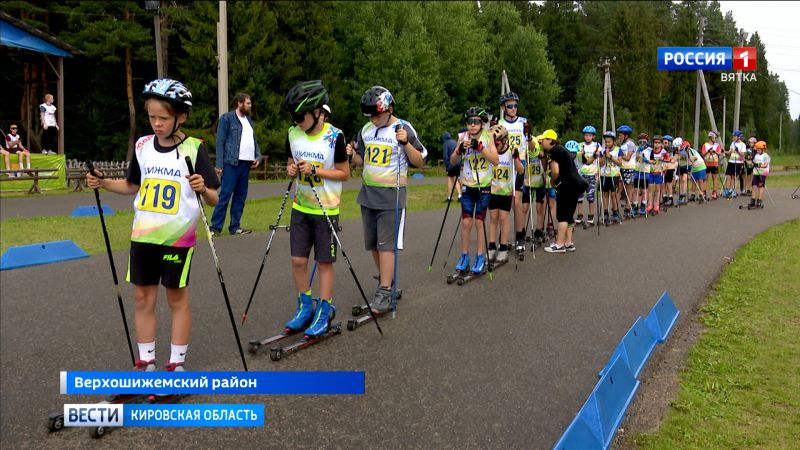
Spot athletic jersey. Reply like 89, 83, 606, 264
677, 148, 691, 168
744, 146, 755, 167
702, 142, 720, 166
620, 139, 637, 170
728, 141, 746, 163
39, 103, 57, 126
649, 148, 669, 173
689, 149, 706, 172
491, 148, 516, 195
5, 133, 20, 148
636, 145, 652, 173
753, 153, 770, 176
523, 142, 545, 188
129, 135, 205, 248
499, 116, 528, 155
459, 130, 493, 188
358, 118, 424, 188
600, 146, 622, 177
664, 149, 678, 171
578, 141, 602, 176
287, 123, 345, 215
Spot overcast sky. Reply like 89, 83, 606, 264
717, 1, 800, 120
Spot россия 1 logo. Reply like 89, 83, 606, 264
658, 47, 757, 82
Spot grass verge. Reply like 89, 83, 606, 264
633, 219, 800, 449
0, 183, 452, 255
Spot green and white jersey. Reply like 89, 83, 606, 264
578, 141, 602, 176
130, 135, 202, 248
459, 130, 493, 188
499, 116, 527, 155
753, 152, 770, 176
636, 146, 652, 173
620, 139, 637, 170
524, 142, 545, 188
728, 140, 746, 163
600, 146, 621, 177
287, 123, 344, 215
689, 149, 707, 172
491, 148, 516, 195
359, 118, 425, 188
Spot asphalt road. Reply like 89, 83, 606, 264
1, 190, 798, 448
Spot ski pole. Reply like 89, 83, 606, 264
471, 140, 493, 279
185, 156, 248, 371
304, 174, 383, 335
391, 123, 402, 317
86, 161, 136, 367
442, 208, 461, 270
596, 156, 602, 236
427, 174, 459, 272
241, 179, 294, 325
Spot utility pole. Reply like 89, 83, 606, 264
722, 97, 726, 150
694, 14, 704, 148
146, 1, 166, 77
733, 33, 747, 133
599, 56, 616, 133
779, 113, 783, 151
217, 1, 229, 117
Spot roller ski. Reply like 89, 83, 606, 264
447, 253, 471, 284
447, 253, 489, 286
739, 199, 764, 210
248, 293, 317, 354
582, 215, 595, 229
269, 300, 340, 362
348, 288, 402, 331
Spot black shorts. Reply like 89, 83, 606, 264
600, 176, 617, 192
514, 173, 524, 191
555, 188, 579, 224
489, 194, 512, 211
726, 163, 743, 176
745, 166, 754, 175
447, 166, 460, 178
290, 209, 338, 263
706, 165, 719, 174
664, 169, 675, 183
677, 166, 691, 176
127, 241, 194, 289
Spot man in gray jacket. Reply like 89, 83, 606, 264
210, 93, 262, 235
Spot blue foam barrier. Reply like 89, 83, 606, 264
0, 240, 89, 270
554, 355, 640, 450
71, 204, 114, 217
411, 172, 425, 179
645, 291, 680, 343
598, 316, 658, 379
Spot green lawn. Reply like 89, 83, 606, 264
634, 219, 800, 449
0, 184, 452, 255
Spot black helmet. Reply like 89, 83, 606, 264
464, 106, 488, 123
284, 80, 329, 113
361, 86, 395, 117
499, 91, 520, 105
141, 79, 193, 112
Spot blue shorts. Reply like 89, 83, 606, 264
461, 186, 491, 220
648, 173, 664, 185
692, 169, 707, 181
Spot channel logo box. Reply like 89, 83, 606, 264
658, 47, 757, 71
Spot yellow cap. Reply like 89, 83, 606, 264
536, 129, 558, 141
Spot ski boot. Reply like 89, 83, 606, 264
639, 204, 647, 217
514, 240, 525, 256
612, 210, 621, 224
487, 243, 497, 262
163, 362, 185, 372
304, 300, 336, 338
455, 253, 470, 273
678, 194, 688, 205
134, 359, 156, 372
285, 292, 316, 332
603, 211, 610, 227
623, 207, 632, 219
711, 190, 718, 200
370, 287, 393, 314
646, 203, 654, 214
630, 203, 639, 218
533, 229, 544, 246
496, 245, 509, 263
699, 192, 707, 204
743, 198, 756, 209
546, 224, 556, 239
688, 193, 696, 203
575, 214, 584, 225
652, 204, 660, 215
471, 254, 486, 274
667, 196, 675, 207
586, 214, 595, 227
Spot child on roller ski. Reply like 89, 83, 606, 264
283, 80, 350, 338
632, 133, 651, 217
576, 126, 601, 227
743, 137, 756, 195
674, 137, 691, 205
661, 135, 677, 207
724, 130, 746, 198
522, 139, 548, 248
496, 92, 531, 255
701, 131, 721, 199
686, 140, 708, 203
86, 78, 220, 372
450, 107, 499, 278
617, 125, 637, 218
487, 124, 523, 264
747, 140, 770, 209
646, 135, 669, 215
599, 131, 623, 225
349, 86, 427, 313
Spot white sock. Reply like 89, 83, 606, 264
138, 341, 156, 362
170, 344, 188, 364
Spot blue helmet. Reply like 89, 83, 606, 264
582, 125, 597, 135
617, 125, 633, 135
732, 130, 744, 137
662, 134, 673, 141
565, 140, 580, 153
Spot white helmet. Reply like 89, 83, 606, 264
672, 137, 683, 149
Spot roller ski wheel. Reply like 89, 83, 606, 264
271, 322, 342, 361
738, 205, 745, 209
446, 272, 463, 284
456, 277, 465, 286
248, 342, 260, 354
89, 426, 106, 439
269, 347, 283, 362
347, 319, 357, 331
47, 413, 64, 432
248, 328, 303, 354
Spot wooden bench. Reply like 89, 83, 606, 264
0, 168, 61, 194
784, 164, 800, 172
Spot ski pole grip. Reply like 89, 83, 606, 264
185, 156, 196, 176
86, 161, 103, 179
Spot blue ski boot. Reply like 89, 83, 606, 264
639, 204, 647, 216
285, 292, 315, 332
455, 253, 470, 272
470, 254, 486, 274
304, 299, 336, 338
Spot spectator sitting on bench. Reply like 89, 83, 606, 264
3, 124, 31, 177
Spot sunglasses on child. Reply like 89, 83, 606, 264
10, 127, 17, 130
466, 118, 483, 125
504, 103, 518, 109
290, 112, 306, 123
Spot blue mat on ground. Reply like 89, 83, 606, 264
645, 291, 680, 343
411, 173, 425, 179
71, 204, 114, 217
0, 240, 89, 270
598, 316, 658, 379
